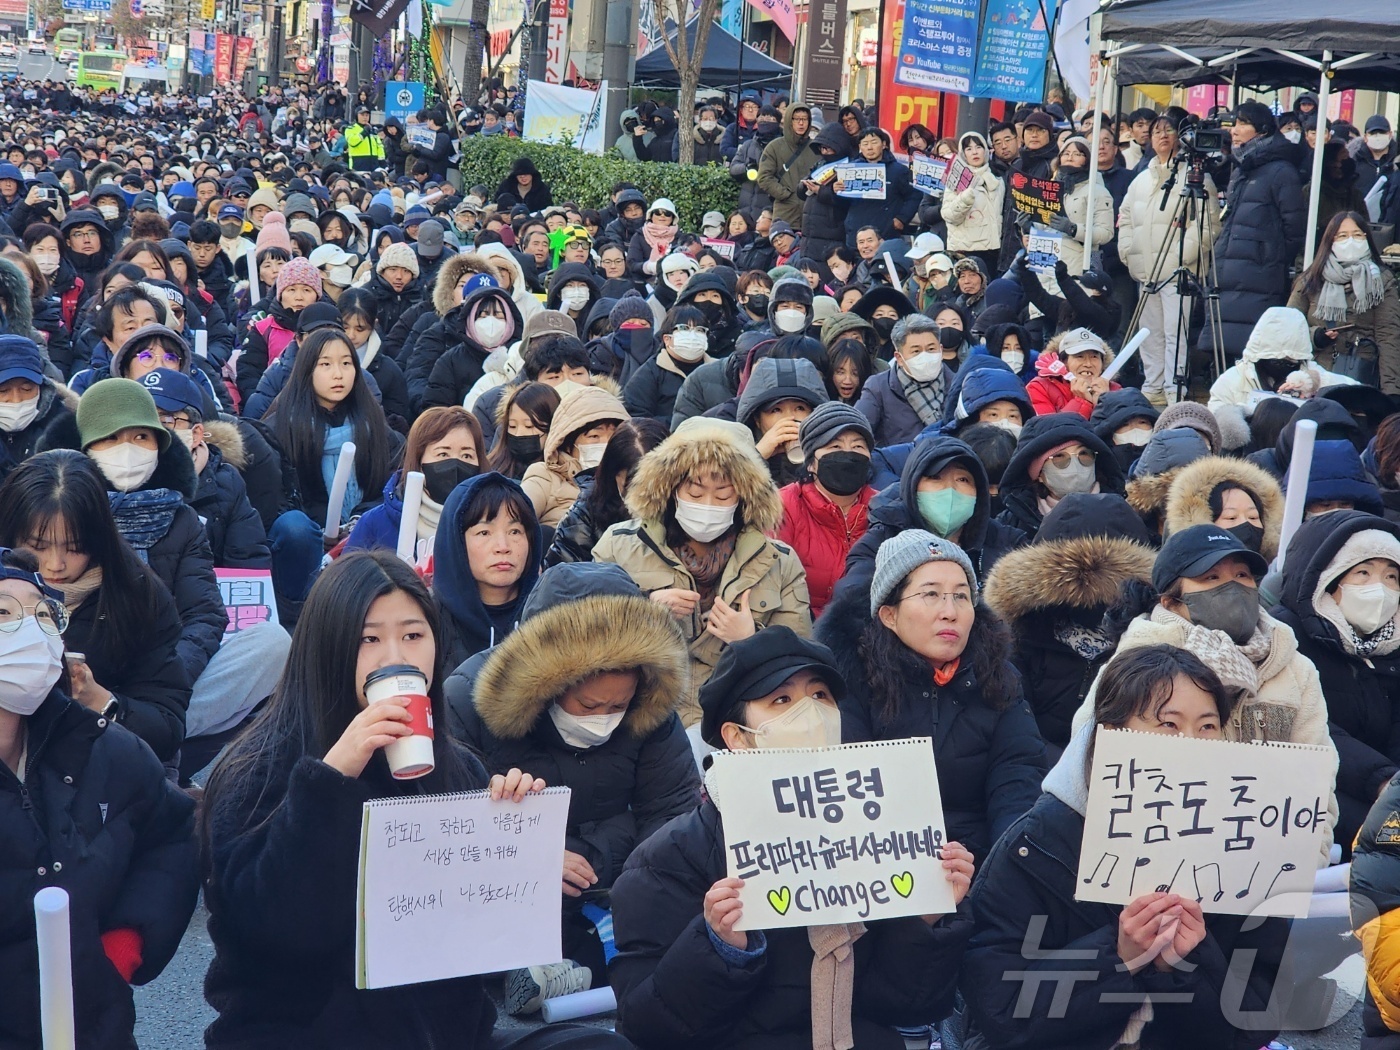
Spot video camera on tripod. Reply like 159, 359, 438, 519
1173, 113, 1234, 196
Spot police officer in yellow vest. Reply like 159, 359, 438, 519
343, 104, 386, 172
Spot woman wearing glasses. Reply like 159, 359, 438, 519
0, 542, 199, 1048
831, 530, 1046, 861
994, 413, 1125, 542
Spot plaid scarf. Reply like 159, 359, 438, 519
108, 488, 184, 561
897, 365, 947, 426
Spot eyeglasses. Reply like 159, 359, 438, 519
1047, 448, 1097, 470
158, 413, 193, 430
675, 325, 709, 336
897, 589, 972, 611
136, 349, 182, 367
0, 594, 68, 636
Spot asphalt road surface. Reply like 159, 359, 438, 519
16, 48, 72, 82
133, 896, 1364, 1049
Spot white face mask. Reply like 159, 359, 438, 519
1368, 133, 1392, 152
1337, 582, 1400, 635
30, 250, 59, 277
0, 395, 40, 433
474, 315, 508, 348
669, 329, 708, 362
549, 703, 626, 749
1283, 129, 1303, 144
1001, 351, 1024, 373
1114, 429, 1152, 447
773, 308, 807, 334
1041, 458, 1097, 498
739, 696, 842, 750
1333, 238, 1371, 265
89, 442, 160, 492
700, 120, 717, 132
987, 418, 1022, 438
576, 442, 606, 469
900, 350, 943, 384
0, 617, 65, 716
173, 427, 197, 452
560, 288, 589, 311
97, 203, 120, 220
674, 496, 736, 543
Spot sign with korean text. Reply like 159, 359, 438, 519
1078, 729, 1335, 917
832, 162, 887, 200
384, 81, 425, 120
1026, 228, 1063, 274
703, 237, 736, 260
232, 35, 254, 82
878, 0, 946, 158
405, 124, 436, 150
971, 0, 1057, 102
1008, 170, 1063, 223
911, 156, 949, 195
894, 0, 979, 94
215, 568, 279, 635
544, 0, 568, 84
356, 788, 571, 988
214, 33, 234, 85
802, 0, 846, 107
714, 738, 955, 930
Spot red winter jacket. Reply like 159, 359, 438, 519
1025, 351, 1120, 420
60, 276, 84, 333
776, 480, 875, 618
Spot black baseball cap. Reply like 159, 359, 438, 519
698, 626, 845, 748
1152, 524, 1269, 593
296, 302, 342, 336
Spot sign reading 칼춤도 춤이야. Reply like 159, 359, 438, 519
1077, 728, 1335, 918
713, 738, 956, 930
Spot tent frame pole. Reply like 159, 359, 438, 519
1303, 50, 1333, 269
1083, 48, 1113, 262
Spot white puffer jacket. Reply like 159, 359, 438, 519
1057, 172, 1115, 275
1117, 155, 1221, 283
942, 165, 1005, 253
1208, 306, 1358, 415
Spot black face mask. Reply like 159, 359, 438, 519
938, 326, 964, 350
871, 316, 897, 342
746, 294, 769, 317
815, 451, 871, 496
697, 300, 725, 327
506, 433, 543, 463
420, 458, 481, 504
1178, 580, 1261, 645
1255, 358, 1295, 391
1227, 521, 1265, 554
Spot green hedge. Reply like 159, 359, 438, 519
458, 135, 738, 230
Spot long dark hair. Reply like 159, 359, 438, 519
0, 450, 167, 660
584, 418, 668, 528
1301, 210, 1381, 298
115, 238, 173, 279
487, 381, 559, 478
266, 327, 394, 509
201, 551, 479, 851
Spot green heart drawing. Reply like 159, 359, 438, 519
767, 886, 792, 915
891, 872, 915, 898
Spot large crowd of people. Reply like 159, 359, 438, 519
7, 71, 1400, 1049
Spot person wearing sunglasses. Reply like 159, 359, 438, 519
0, 541, 198, 1048
994, 412, 1126, 542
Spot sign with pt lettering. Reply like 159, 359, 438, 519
1008, 170, 1063, 223
215, 568, 278, 635
1078, 729, 1334, 917
713, 738, 954, 930
355, 787, 571, 988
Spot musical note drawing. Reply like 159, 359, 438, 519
1156, 860, 1184, 894
1192, 863, 1224, 903
1265, 863, 1297, 897
1083, 852, 1119, 887
1236, 862, 1260, 900
1128, 857, 1152, 895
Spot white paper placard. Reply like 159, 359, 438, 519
1026, 228, 1064, 274
832, 162, 887, 200
1078, 728, 1334, 917
712, 738, 954, 930
355, 787, 571, 989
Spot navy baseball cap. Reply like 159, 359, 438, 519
0, 335, 47, 385
1152, 524, 1269, 593
218, 203, 244, 221
140, 368, 204, 416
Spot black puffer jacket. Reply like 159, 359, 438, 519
0, 692, 198, 1049
819, 600, 1047, 861
1274, 510, 1400, 856
960, 789, 1287, 1050
623, 349, 699, 423
995, 412, 1125, 542
801, 123, 854, 263
1212, 133, 1307, 357
362, 270, 425, 344
445, 563, 699, 889
544, 473, 605, 566
610, 798, 973, 1050
420, 287, 524, 412
998, 141, 1059, 268
1246, 396, 1360, 479
192, 421, 272, 569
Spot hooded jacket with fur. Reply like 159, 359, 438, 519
521, 385, 630, 528
1164, 455, 1286, 561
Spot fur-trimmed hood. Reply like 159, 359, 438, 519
624, 416, 783, 532
1164, 455, 1285, 560
203, 419, 248, 471
472, 592, 689, 741
983, 534, 1155, 626
0, 255, 35, 338
432, 251, 492, 315
1124, 468, 1180, 518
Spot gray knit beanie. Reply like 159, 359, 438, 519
870, 529, 978, 615
799, 401, 874, 460
609, 293, 653, 330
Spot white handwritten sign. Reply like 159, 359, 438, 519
713, 738, 954, 930
1078, 729, 1334, 918
355, 787, 571, 989
832, 162, 887, 200
1026, 228, 1063, 275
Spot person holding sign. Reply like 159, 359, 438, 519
610, 627, 975, 1050
941, 132, 1005, 274
447, 561, 697, 1014
0, 545, 198, 1049
1046, 137, 1114, 279
839, 127, 921, 247
830, 530, 1046, 860
959, 644, 1289, 1050
201, 550, 624, 1050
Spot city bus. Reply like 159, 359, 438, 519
74, 49, 125, 91
53, 28, 83, 51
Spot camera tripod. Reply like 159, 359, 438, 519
1126, 156, 1226, 403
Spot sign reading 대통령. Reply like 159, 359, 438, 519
1008, 170, 1063, 223
713, 738, 955, 930
1077, 729, 1335, 918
